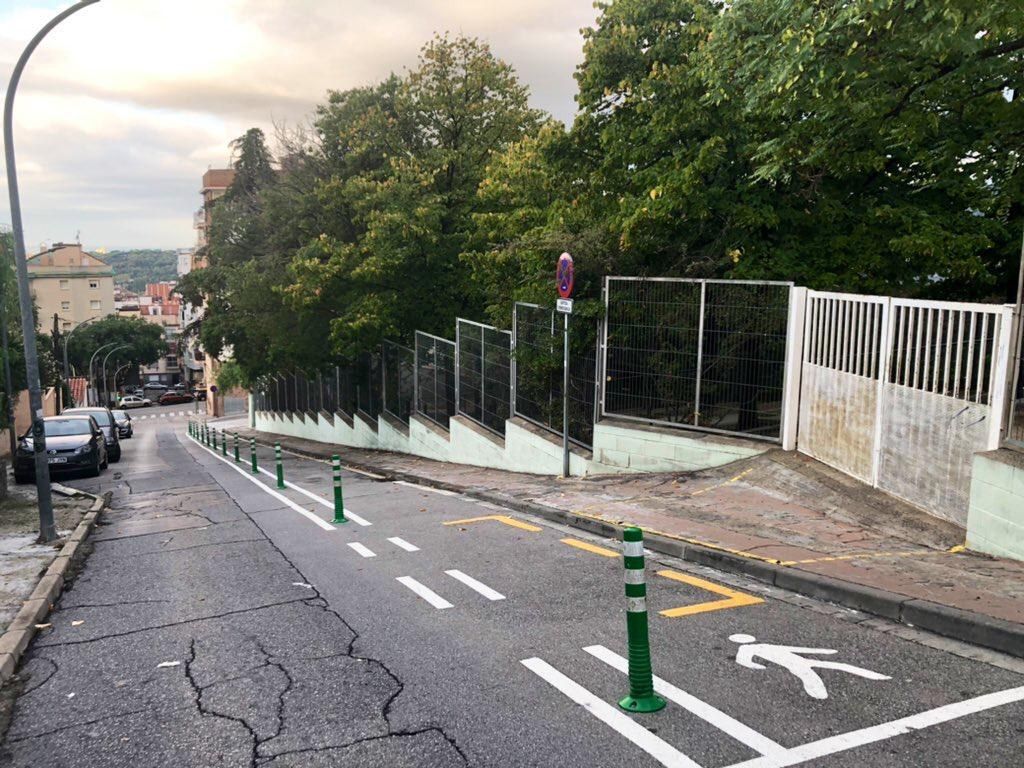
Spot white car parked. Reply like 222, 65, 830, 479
119, 395, 151, 409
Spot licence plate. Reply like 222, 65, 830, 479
48, 457, 68, 464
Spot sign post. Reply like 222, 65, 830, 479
556, 252, 574, 478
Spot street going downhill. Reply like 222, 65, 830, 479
3, 414, 1022, 767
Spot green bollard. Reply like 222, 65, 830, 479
618, 527, 665, 713
331, 455, 346, 524
233, 432, 240, 463
275, 442, 285, 488
221, 429, 228, 456
250, 438, 258, 474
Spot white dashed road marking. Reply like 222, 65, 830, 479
396, 577, 453, 610
347, 542, 376, 558
445, 570, 505, 601
387, 537, 420, 552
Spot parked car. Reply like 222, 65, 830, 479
112, 409, 133, 439
119, 395, 151, 409
14, 415, 107, 482
143, 383, 168, 392
158, 391, 195, 405
194, 387, 207, 402
61, 407, 121, 462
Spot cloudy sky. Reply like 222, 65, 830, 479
0, 0, 598, 251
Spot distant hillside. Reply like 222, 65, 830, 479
99, 249, 178, 292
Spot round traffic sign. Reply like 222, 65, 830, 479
557, 252, 574, 299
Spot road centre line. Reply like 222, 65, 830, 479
445, 570, 505, 601
395, 480, 459, 497
520, 657, 702, 768
561, 538, 619, 558
388, 537, 420, 552
396, 576, 453, 610
583, 645, 786, 759
725, 684, 1024, 768
656, 570, 764, 618
347, 542, 376, 558
186, 434, 334, 531
254, 465, 372, 526
443, 514, 542, 533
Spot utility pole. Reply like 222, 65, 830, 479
3, 1, 101, 541
52, 313, 62, 412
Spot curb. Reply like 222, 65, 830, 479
0, 490, 111, 686
242, 430, 1024, 661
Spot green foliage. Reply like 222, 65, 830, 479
215, 359, 246, 391
64, 315, 167, 376
101, 249, 178, 292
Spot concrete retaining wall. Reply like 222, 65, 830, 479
967, 449, 1024, 562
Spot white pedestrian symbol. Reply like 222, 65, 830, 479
729, 634, 890, 700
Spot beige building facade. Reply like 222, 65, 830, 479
28, 243, 115, 332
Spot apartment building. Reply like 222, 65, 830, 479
27, 243, 114, 331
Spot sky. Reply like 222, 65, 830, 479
0, 0, 598, 252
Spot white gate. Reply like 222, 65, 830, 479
798, 292, 1013, 525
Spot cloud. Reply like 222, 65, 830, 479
0, 0, 598, 250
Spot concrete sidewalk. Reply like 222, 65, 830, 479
236, 424, 1024, 659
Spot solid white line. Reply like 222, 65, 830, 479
395, 480, 458, 497
186, 435, 334, 531
396, 576, 453, 609
388, 537, 420, 552
347, 542, 376, 558
584, 645, 785, 758
726, 685, 1024, 768
255, 466, 372, 526
520, 658, 702, 768
445, 569, 505, 601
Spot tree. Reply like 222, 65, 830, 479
64, 316, 166, 377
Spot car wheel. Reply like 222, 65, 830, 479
14, 472, 32, 484
88, 458, 101, 477
110, 447, 122, 463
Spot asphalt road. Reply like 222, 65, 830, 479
2, 415, 1023, 767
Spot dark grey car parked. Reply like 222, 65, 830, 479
14, 415, 107, 483
61, 407, 121, 462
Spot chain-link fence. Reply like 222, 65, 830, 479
602, 278, 791, 441
512, 302, 599, 448
383, 341, 415, 424
415, 331, 456, 429
456, 319, 512, 436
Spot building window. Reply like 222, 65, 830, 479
90, 300, 101, 310
60, 279, 70, 290
89, 280, 99, 289
62, 321, 71, 331
61, 301, 70, 311
166, 356, 178, 368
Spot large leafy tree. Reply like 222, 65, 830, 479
64, 315, 166, 376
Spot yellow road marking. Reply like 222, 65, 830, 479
656, 569, 764, 618
779, 548, 962, 566
443, 514, 542, 533
561, 538, 619, 558
689, 467, 754, 497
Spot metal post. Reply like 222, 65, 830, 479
4, 0, 98, 543
221, 429, 227, 457
250, 438, 257, 474
693, 281, 706, 427
101, 344, 127, 408
275, 442, 284, 488
233, 432, 240, 463
61, 314, 98, 380
332, 455, 346, 523
619, 526, 665, 713
562, 312, 570, 477
87, 341, 117, 407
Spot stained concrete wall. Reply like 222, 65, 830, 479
252, 408, 767, 478
967, 449, 1024, 562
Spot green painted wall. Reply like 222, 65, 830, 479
967, 449, 1024, 562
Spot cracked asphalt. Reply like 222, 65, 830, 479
2, 414, 1023, 767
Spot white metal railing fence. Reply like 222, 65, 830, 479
456, 318, 512, 436
798, 291, 1014, 524
601, 277, 794, 442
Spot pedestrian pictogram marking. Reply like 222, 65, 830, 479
443, 514, 542, 533
656, 570, 764, 618
729, 634, 890, 700
561, 537, 619, 558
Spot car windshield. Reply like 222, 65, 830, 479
112, 410, 128, 419
68, 409, 112, 427
43, 419, 92, 437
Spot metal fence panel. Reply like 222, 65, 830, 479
512, 302, 598, 448
602, 278, 791, 441
355, 351, 382, 418
383, 341, 415, 424
1007, 300, 1023, 449
415, 331, 456, 429
457, 319, 512, 436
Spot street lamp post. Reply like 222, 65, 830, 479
101, 344, 128, 407
62, 314, 100, 379
87, 341, 118, 406
3, 0, 101, 542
